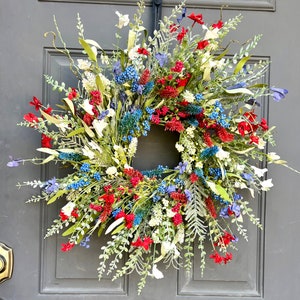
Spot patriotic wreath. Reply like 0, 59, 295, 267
9, 0, 291, 294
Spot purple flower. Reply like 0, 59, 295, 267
155, 53, 168, 67
7, 156, 23, 167
184, 189, 192, 201
177, 7, 187, 23
227, 82, 246, 90
166, 185, 176, 194
241, 173, 253, 182
175, 162, 188, 174
44, 177, 59, 194
270, 87, 288, 102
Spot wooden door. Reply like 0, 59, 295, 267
1, 0, 299, 299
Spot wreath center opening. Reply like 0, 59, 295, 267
132, 125, 180, 171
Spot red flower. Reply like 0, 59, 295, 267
188, 13, 204, 25
59, 211, 69, 221
171, 61, 184, 72
237, 121, 251, 136
260, 118, 269, 131
197, 40, 210, 50
223, 252, 233, 264
190, 173, 199, 183
132, 236, 153, 250
217, 127, 234, 143
165, 118, 184, 132
171, 203, 181, 213
89, 203, 103, 212
159, 86, 179, 99
29, 96, 42, 111
90, 90, 102, 105
243, 111, 257, 122
43, 107, 53, 115
41, 134, 52, 148
100, 193, 115, 205
151, 114, 160, 124
177, 27, 188, 43
68, 88, 78, 100
173, 213, 183, 226
209, 251, 223, 264
170, 191, 187, 202
137, 47, 149, 56
125, 213, 135, 229
139, 69, 151, 85
61, 242, 75, 252
71, 208, 79, 218
130, 176, 141, 187
170, 23, 179, 33
176, 74, 191, 87
204, 131, 214, 147
103, 185, 112, 193
212, 20, 223, 29
24, 112, 39, 123
250, 134, 259, 145
205, 196, 217, 219
83, 113, 94, 126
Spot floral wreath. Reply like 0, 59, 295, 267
8, 0, 293, 294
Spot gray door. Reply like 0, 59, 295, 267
1, 0, 299, 299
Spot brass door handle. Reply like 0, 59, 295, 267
0, 242, 13, 283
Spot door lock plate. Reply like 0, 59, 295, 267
0, 242, 13, 283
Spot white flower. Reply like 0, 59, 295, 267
98, 73, 111, 89
261, 179, 273, 191
115, 11, 130, 29
61, 202, 75, 217
215, 148, 230, 160
107, 108, 116, 117
182, 90, 195, 103
128, 45, 140, 60
82, 72, 97, 92
77, 59, 91, 70
81, 99, 94, 115
175, 142, 184, 152
204, 27, 219, 40
149, 264, 164, 279
106, 166, 118, 176
88, 141, 102, 153
268, 152, 280, 162
251, 166, 268, 177
166, 209, 176, 218
236, 164, 245, 171
92, 119, 108, 138
82, 145, 95, 159
186, 126, 195, 137
100, 54, 109, 65
128, 137, 138, 158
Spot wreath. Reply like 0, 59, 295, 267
8, 0, 293, 294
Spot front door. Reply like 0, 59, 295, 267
1, 0, 299, 299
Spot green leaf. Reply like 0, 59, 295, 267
47, 190, 68, 205
225, 88, 254, 95
40, 110, 63, 125
41, 154, 56, 164
206, 181, 231, 203
64, 98, 75, 115
81, 120, 95, 138
96, 74, 105, 94
127, 30, 136, 52
62, 223, 78, 236
79, 38, 97, 62
66, 127, 85, 138
111, 223, 125, 235
234, 56, 251, 75
36, 148, 59, 155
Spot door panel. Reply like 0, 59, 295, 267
1, 0, 300, 299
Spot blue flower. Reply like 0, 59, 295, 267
80, 163, 90, 172
153, 195, 161, 202
195, 93, 204, 101
112, 208, 122, 218
133, 212, 143, 226
270, 87, 288, 102
200, 146, 219, 159
80, 236, 90, 249
93, 172, 101, 181
227, 82, 246, 90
